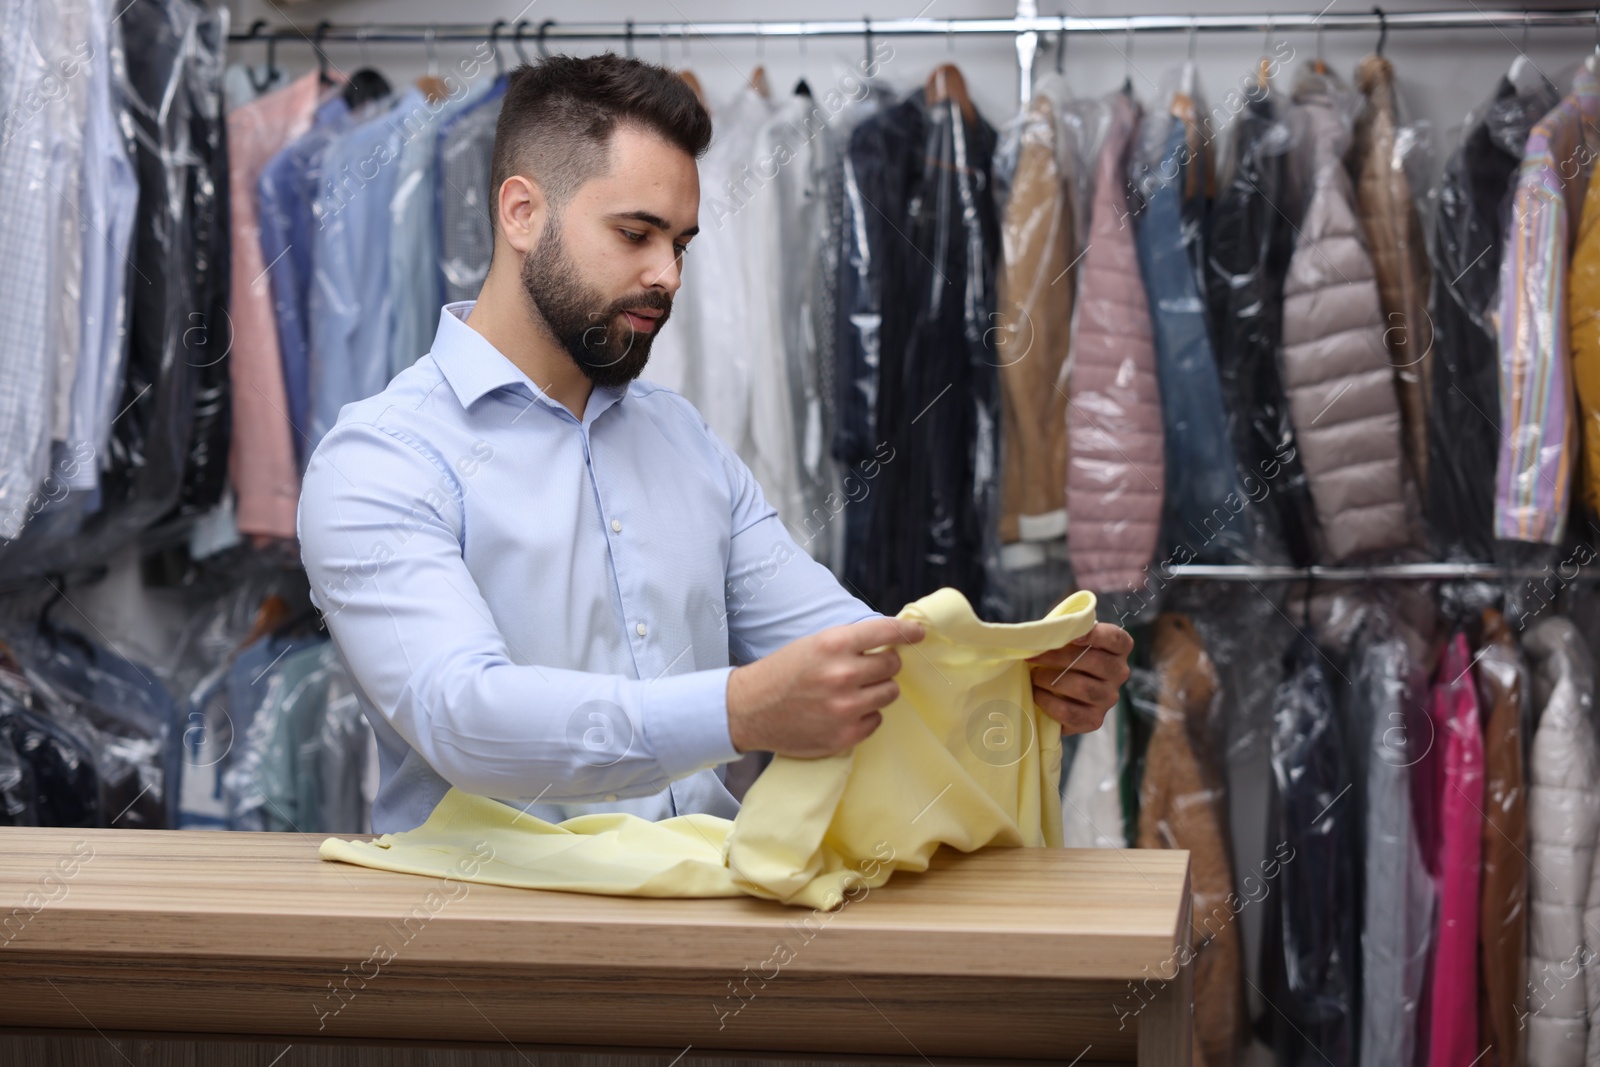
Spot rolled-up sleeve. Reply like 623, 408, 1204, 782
298, 419, 738, 802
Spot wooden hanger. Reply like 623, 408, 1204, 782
749, 64, 770, 98
678, 69, 707, 109
237, 594, 290, 653
926, 62, 975, 124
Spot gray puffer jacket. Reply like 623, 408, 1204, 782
1279, 66, 1410, 562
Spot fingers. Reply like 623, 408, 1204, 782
838, 616, 925, 654
1063, 623, 1135, 657
1031, 664, 1120, 710
1028, 646, 1130, 685
1035, 688, 1112, 735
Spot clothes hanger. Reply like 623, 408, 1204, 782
537, 19, 555, 60
793, 23, 812, 96
624, 18, 635, 59
749, 22, 770, 98
415, 25, 447, 103
1311, 22, 1328, 74
927, 62, 976, 124
1121, 25, 1134, 95
514, 20, 532, 65
1055, 15, 1066, 75
489, 19, 507, 78
677, 24, 707, 108
1257, 17, 1274, 92
1374, 7, 1388, 57
245, 21, 278, 94
341, 26, 392, 110
314, 21, 334, 88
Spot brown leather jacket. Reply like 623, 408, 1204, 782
1477, 608, 1528, 1067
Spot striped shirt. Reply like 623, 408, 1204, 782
1495, 65, 1600, 544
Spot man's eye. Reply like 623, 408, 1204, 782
620, 230, 645, 242
674, 244, 690, 258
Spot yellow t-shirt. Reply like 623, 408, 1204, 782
319, 586, 1097, 909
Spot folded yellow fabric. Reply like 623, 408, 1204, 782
320, 586, 1098, 908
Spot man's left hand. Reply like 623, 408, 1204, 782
1025, 623, 1134, 735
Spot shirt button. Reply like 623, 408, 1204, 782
636, 622, 648, 637
611, 519, 622, 533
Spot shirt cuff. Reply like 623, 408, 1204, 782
638, 666, 740, 780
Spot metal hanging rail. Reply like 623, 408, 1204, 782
224, 9, 1600, 44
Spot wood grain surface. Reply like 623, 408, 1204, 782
0, 827, 1192, 1063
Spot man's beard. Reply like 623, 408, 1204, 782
519, 218, 671, 389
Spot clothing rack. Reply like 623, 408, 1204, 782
228, 7, 1600, 126
220, 5, 1600, 586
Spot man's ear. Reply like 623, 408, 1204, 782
497, 174, 546, 254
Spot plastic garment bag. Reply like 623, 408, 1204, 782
1066, 89, 1164, 596
1205, 95, 1317, 566
175, 3, 231, 518
1060, 687, 1128, 848
99, 0, 228, 537
0, 655, 100, 828
1132, 87, 1249, 565
1427, 77, 1557, 561
1351, 54, 1434, 494
1522, 616, 1600, 1066
1475, 608, 1528, 1067
0, 727, 34, 825
19, 627, 175, 830
1280, 64, 1410, 563
1347, 619, 1431, 1067
993, 81, 1074, 571
1425, 632, 1486, 1066
1568, 98, 1600, 530
1136, 614, 1243, 1066
223, 640, 370, 834
1257, 636, 1356, 1066
435, 77, 505, 304
1495, 67, 1600, 545
839, 88, 1001, 614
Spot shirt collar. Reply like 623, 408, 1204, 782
429, 302, 627, 425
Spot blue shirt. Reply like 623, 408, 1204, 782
258, 95, 352, 468
308, 89, 429, 455
297, 302, 881, 834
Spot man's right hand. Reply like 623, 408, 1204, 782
725, 616, 925, 759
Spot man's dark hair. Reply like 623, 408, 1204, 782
488, 53, 713, 218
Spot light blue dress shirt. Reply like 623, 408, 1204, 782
298, 302, 882, 834
308, 88, 429, 456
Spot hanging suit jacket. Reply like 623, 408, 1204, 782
1205, 94, 1318, 566
1496, 66, 1600, 545
1136, 614, 1242, 1067
1066, 90, 1164, 593
1427, 632, 1486, 1067
1280, 65, 1410, 562
1428, 76, 1558, 560
1134, 102, 1248, 563
1477, 608, 1529, 1067
996, 90, 1074, 566
1523, 616, 1600, 1067
321, 587, 1097, 910
1258, 636, 1357, 1066
1351, 53, 1433, 492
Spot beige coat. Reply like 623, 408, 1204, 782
1280, 66, 1410, 561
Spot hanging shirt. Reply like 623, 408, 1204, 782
66, 0, 139, 496
319, 586, 1094, 909
308, 88, 428, 455
0, 0, 72, 539
258, 95, 354, 468
226, 72, 321, 538
297, 301, 885, 836
1496, 65, 1600, 544
436, 76, 506, 304
388, 77, 496, 380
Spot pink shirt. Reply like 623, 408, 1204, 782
226, 73, 321, 537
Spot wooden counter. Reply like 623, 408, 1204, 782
0, 827, 1192, 1066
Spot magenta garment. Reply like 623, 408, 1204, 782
1426, 632, 1485, 1067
